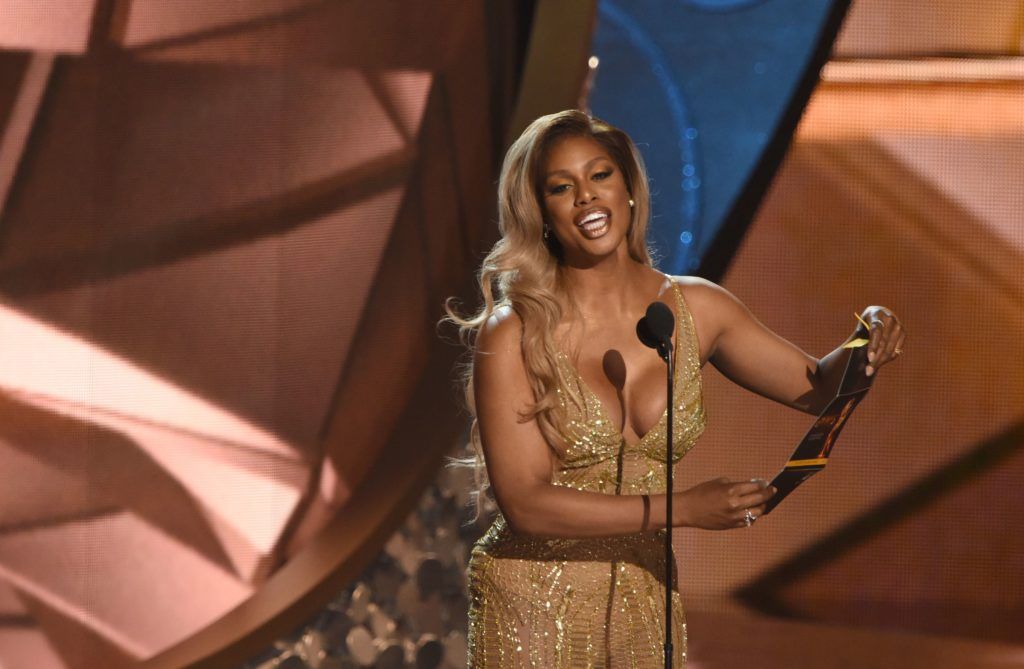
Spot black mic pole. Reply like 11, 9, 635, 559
661, 339, 674, 669
636, 302, 676, 668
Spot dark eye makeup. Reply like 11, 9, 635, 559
545, 166, 615, 195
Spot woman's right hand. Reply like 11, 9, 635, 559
674, 478, 776, 530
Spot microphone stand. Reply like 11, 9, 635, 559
656, 339, 675, 669
637, 300, 678, 668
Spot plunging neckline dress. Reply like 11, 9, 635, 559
466, 280, 707, 667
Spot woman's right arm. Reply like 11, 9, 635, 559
474, 310, 774, 538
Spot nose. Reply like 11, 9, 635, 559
574, 184, 596, 207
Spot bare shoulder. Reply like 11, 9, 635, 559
473, 305, 533, 409
669, 274, 718, 297
665, 275, 751, 361
475, 304, 522, 356
667, 275, 742, 316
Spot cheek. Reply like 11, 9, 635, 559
606, 176, 630, 198
544, 198, 572, 223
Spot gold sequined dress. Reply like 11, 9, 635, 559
467, 281, 706, 667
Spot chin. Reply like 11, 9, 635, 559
570, 229, 629, 260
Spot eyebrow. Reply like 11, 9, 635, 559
544, 156, 611, 179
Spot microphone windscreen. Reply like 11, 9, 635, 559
636, 317, 660, 350
645, 301, 675, 341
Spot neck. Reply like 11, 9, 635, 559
558, 255, 660, 321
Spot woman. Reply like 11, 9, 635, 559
446, 110, 904, 667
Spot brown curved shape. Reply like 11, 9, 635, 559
0, 1, 556, 667
141, 3, 600, 665
142, 349, 463, 669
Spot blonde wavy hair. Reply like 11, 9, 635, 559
444, 109, 653, 514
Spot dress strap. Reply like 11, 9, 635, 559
663, 275, 686, 331
665, 277, 703, 371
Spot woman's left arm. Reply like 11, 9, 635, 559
681, 278, 906, 415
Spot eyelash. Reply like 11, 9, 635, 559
548, 170, 613, 195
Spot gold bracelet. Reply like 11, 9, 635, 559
641, 494, 651, 531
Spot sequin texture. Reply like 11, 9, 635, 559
467, 281, 706, 667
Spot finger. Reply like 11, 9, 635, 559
876, 319, 896, 366
894, 331, 906, 357
879, 325, 903, 364
727, 480, 767, 499
733, 503, 768, 528
878, 314, 908, 365
735, 487, 776, 509
885, 331, 906, 364
733, 509, 756, 527
866, 317, 887, 373
749, 503, 767, 520
735, 488, 774, 508
877, 313, 892, 346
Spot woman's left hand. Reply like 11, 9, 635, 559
860, 306, 906, 376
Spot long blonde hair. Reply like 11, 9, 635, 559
444, 110, 653, 514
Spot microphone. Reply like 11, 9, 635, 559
636, 298, 677, 667
636, 301, 675, 362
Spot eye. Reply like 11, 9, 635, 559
548, 183, 570, 195
593, 169, 613, 180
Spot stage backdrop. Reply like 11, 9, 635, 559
0, 1, 533, 667
245, 1, 1024, 667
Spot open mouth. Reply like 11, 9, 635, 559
577, 210, 610, 237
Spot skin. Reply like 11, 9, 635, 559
474, 135, 906, 538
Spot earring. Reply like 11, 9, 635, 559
543, 224, 550, 240
628, 199, 635, 208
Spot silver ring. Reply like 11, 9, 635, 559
744, 510, 755, 527
870, 318, 885, 328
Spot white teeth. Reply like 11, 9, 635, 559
575, 210, 610, 237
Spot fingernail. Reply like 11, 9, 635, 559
866, 366, 874, 376
868, 351, 875, 361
